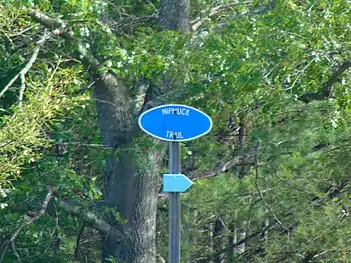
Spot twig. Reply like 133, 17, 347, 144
55, 141, 114, 150
0, 243, 9, 263
287, 58, 315, 92
9, 25, 38, 37
0, 29, 49, 100
147, 0, 158, 12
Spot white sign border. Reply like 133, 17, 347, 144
138, 104, 213, 142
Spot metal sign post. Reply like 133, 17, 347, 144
138, 104, 212, 263
168, 142, 181, 263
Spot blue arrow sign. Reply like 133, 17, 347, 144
163, 174, 193, 193
138, 104, 212, 142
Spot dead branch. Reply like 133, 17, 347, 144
299, 60, 351, 103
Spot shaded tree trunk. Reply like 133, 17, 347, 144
101, 146, 164, 262
93, 73, 166, 262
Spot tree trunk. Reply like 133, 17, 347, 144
101, 146, 164, 262
93, 0, 190, 261
92, 72, 166, 262
159, 0, 190, 32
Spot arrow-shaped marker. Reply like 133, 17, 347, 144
162, 174, 193, 193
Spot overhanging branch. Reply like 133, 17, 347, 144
55, 196, 112, 235
29, 10, 100, 71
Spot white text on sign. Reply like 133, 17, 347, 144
162, 108, 190, 116
166, 131, 184, 139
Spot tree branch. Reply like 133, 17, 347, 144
28, 10, 73, 39
0, 187, 53, 262
0, 29, 50, 100
109, 13, 159, 32
192, 150, 256, 181
55, 197, 112, 235
28, 10, 100, 71
18, 73, 26, 108
29, 10, 137, 146
299, 60, 351, 103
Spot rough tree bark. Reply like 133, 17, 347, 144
95, 71, 163, 261
159, 0, 190, 32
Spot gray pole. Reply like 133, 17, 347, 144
168, 141, 181, 263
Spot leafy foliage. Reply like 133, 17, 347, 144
1, 0, 350, 262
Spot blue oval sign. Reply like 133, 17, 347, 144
138, 104, 212, 142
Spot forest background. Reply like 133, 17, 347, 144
0, 0, 350, 262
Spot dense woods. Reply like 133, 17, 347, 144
0, 0, 350, 262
